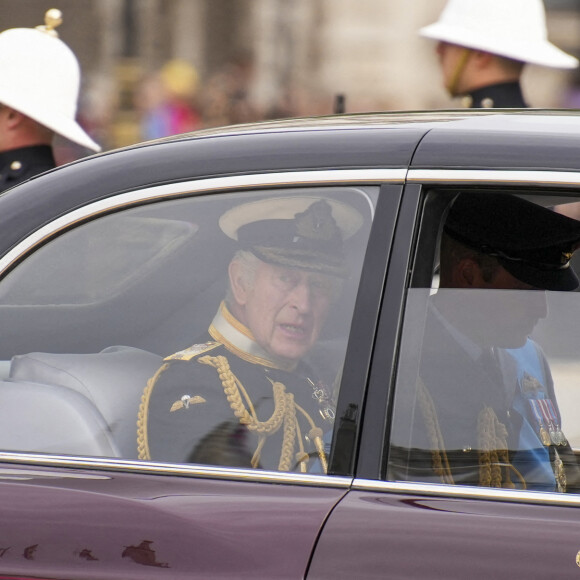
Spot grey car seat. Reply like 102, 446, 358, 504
7, 345, 163, 458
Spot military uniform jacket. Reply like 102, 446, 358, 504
390, 301, 565, 491
138, 302, 334, 472
464, 81, 528, 109
0, 145, 55, 193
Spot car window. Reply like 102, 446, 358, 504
0, 185, 376, 474
388, 189, 580, 494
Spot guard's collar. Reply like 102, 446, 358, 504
209, 301, 298, 372
0, 144, 55, 170
463, 81, 528, 109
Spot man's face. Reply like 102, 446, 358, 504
475, 266, 547, 348
233, 260, 336, 363
436, 41, 471, 96
444, 259, 548, 349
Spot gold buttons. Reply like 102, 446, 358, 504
10, 161, 22, 171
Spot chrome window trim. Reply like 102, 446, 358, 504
0, 452, 353, 488
408, 169, 580, 186
0, 168, 403, 277
353, 478, 580, 506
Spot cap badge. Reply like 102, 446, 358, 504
294, 200, 338, 242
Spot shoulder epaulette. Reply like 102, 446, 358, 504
164, 341, 221, 362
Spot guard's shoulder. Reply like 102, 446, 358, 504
163, 341, 221, 362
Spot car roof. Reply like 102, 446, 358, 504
98, 108, 580, 175
2, 109, 580, 253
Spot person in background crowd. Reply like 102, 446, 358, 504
0, 9, 100, 193
139, 59, 202, 140
420, 0, 578, 108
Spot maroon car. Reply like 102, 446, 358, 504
1, 110, 580, 579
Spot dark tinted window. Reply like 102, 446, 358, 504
389, 190, 580, 493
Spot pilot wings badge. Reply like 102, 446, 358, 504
170, 394, 206, 412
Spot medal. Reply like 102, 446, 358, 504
528, 398, 567, 447
542, 399, 567, 447
553, 449, 567, 493
529, 399, 551, 447
319, 407, 335, 422
307, 378, 335, 424
555, 429, 568, 447
539, 426, 551, 447
545, 400, 567, 446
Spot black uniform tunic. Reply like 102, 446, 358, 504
0, 145, 55, 193
138, 303, 334, 472
465, 81, 528, 109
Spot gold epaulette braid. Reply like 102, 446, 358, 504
417, 376, 454, 485
137, 361, 171, 460
280, 391, 298, 472
198, 354, 327, 473
294, 404, 328, 473
417, 377, 524, 489
477, 406, 521, 489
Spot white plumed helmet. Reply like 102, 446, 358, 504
420, 0, 578, 70
0, 9, 100, 151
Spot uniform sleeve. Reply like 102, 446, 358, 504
139, 358, 236, 464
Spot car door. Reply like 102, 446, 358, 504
308, 179, 580, 579
0, 170, 401, 579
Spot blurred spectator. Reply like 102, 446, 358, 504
200, 53, 260, 128
139, 59, 202, 140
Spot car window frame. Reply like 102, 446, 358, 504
365, 169, 580, 508
0, 168, 403, 486
329, 183, 405, 476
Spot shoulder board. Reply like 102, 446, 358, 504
164, 341, 221, 362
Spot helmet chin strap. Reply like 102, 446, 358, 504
447, 48, 473, 97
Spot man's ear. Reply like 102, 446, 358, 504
4, 108, 24, 130
228, 260, 248, 306
455, 257, 485, 288
472, 50, 494, 70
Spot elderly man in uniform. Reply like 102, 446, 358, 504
138, 197, 361, 473
401, 193, 580, 492
0, 9, 100, 192
420, 0, 578, 108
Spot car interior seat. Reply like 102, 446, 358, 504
7, 345, 163, 458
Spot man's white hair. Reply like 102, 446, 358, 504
226, 249, 261, 305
